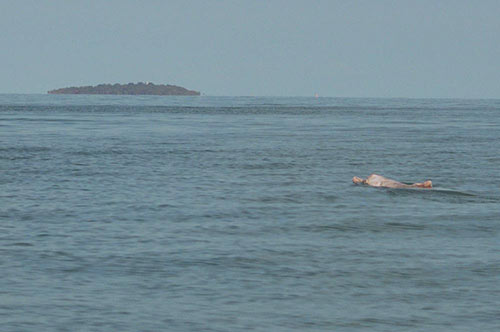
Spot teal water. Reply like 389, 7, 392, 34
1, 95, 500, 331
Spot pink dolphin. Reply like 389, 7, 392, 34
352, 174, 432, 189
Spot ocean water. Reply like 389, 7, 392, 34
1, 95, 499, 331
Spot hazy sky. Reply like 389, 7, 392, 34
1, 0, 499, 97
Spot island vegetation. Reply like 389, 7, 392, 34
48, 82, 200, 96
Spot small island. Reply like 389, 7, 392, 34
48, 82, 200, 96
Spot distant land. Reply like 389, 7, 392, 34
48, 82, 200, 96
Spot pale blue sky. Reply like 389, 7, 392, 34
1, 0, 499, 97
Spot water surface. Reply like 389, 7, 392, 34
1, 95, 499, 331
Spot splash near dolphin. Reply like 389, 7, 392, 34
352, 174, 432, 189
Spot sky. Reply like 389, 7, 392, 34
1, 0, 499, 98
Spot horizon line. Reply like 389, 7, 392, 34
0, 93, 499, 101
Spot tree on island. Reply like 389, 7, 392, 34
48, 82, 200, 96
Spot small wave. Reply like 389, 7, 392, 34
6, 242, 34, 247
0, 146, 51, 153
382, 186, 500, 204
428, 187, 476, 196
382, 186, 475, 196
1, 117, 90, 123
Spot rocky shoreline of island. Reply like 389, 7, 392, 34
48, 82, 200, 96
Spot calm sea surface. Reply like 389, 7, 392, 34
1, 95, 499, 331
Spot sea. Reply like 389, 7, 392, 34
1, 94, 499, 331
